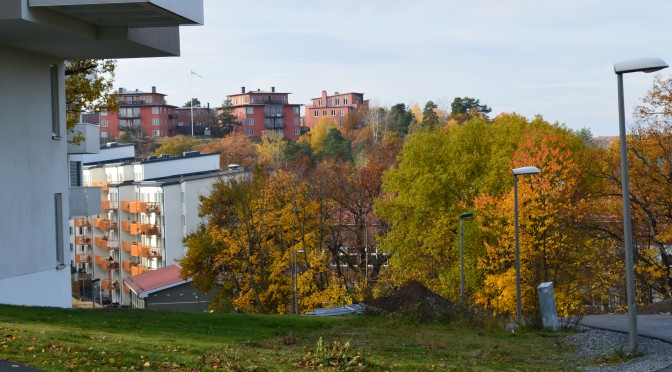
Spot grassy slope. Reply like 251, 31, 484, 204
0, 305, 581, 371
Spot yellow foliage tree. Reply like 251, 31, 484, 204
309, 117, 338, 154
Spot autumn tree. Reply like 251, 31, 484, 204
421, 101, 440, 130
309, 117, 339, 154
200, 131, 258, 169
152, 135, 202, 156
319, 128, 353, 162
65, 60, 118, 131
256, 131, 287, 168
218, 98, 240, 135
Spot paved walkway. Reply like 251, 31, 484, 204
0, 360, 42, 371
580, 314, 672, 343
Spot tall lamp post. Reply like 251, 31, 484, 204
614, 57, 668, 352
459, 212, 474, 303
512, 166, 541, 323
190, 70, 203, 137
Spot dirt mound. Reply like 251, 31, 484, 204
638, 298, 672, 314
369, 281, 453, 319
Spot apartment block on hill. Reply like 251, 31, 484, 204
304, 91, 368, 128
70, 144, 247, 306
227, 87, 304, 139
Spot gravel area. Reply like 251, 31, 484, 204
567, 327, 672, 371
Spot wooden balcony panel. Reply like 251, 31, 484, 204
121, 220, 131, 232
121, 201, 131, 212
94, 236, 103, 247
121, 240, 132, 252
100, 260, 119, 271
101, 279, 120, 291
130, 222, 142, 235
129, 201, 141, 214
122, 261, 134, 272
130, 243, 141, 257
94, 255, 104, 265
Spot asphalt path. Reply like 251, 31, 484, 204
0, 360, 42, 371
580, 314, 672, 343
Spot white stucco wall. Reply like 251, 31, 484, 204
0, 46, 71, 307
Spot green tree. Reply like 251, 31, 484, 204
450, 97, 492, 117
185, 98, 201, 107
320, 128, 353, 162
421, 101, 440, 130
389, 103, 414, 136
65, 60, 118, 132
218, 99, 240, 135
152, 135, 202, 156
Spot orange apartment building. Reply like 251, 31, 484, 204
85, 86, 179, 140
227, 87, 304, 140
304, 91, 368, 128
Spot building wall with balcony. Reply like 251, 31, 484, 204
304, 91, 368, 128
136, 152, 220, 180
227, 87, 303, 140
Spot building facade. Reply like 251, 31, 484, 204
227, 87, 303, 140
71, 148, 246, 306
0, 0, 202, 308
173, 105, 218, 136
304, 91, 368, 128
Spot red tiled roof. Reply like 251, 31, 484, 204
124, 264, 187, 297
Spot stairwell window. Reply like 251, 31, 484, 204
50, 65, 61, 139
54, 193, 65, 267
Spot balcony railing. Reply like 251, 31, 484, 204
101, 279, 120, 291
131, 265, 150, 276
75, 253, 92, 264
264, 112, 285, 118
130, 242, 141, 257
139, 245, 162, 259
74, 236, 92, 245
137, 202, 161, 214
101, 200, 119, 211
99, 259, 119, 271
264, 123, 285, 129
121, 240, 132, 252
93, 218, 118, 231
122, 261, 134, 272
117, 113, 141, 119
74, 218, 91, 228
121, 220, 131, 232
100, 239, 120, 251
129, 223, 161, 236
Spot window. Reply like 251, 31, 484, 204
152, 118, 160, 126
244, 129, 254, 136
101, 120, 108, 127
246, 107, 254, 114
69, 161, 81, 187
343, 96, 348, 105
293, 118, 299, 125
318, 99, 322, 107
314, 111, 319, 117
152, 107, 159, 114
340, 109, 345, 116
322, 110, 327, 116
101, 132, 109, 139
294, 129, 300, 135
327, 98, 332, 106
293, 107, 300, 114
54, 193, 64, 266
101, 111, 108, 116
335, 98, 340, 105
331, 110, 336, 116
50, 64, 61, 139
152, 130, 161, 137
247, 118, 254, 125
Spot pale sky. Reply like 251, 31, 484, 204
115, 0, 672, 136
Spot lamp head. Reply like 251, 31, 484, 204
614, 57, 668, 74
460, 212, 474, 220
512, 166, 541, 176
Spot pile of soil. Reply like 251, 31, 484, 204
368, 281, 454, 320
638, 298, 672, 314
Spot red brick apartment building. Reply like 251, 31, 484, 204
227, 87, 303, 140
85, 87, 179, 139
304, 91, 368, 128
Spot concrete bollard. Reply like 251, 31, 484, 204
537, 282, 559, 331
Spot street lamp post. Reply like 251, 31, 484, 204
459, 212, 474, 303
190, 70, 203, 137
613, 57, 668, 352
512, 166, 541, 323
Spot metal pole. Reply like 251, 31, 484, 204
514, 174, 522, 323
190, 73, 194, 137
460, 218, 465, 303
617, 72, 638, 352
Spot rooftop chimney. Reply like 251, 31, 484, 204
152, 86, 156, 93
271, 87, 275, 93
118, 87, 123, 94
241, 86, 245, 93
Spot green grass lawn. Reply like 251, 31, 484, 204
0, 304, 583, 371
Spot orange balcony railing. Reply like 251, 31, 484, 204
131, 265, 150, 276
94, 218, 119, 231
74, 236, 92, 245
101, 200, 119, 211
128, 201, 141, 213
121, 201, 131, 212
121, 220, 131, 232
139, 245, 162, 259
74, 218, 91, 228
129, 222, 142, 235
130, 242, 141, 257
121, 240, 132, 252
137, 202, 161, 214
75, 253, 92, 264
140, 224, 161, 236
101, 279, 120, 291
122, 261, 134, 272
100, 239, 119, 251
99, 259, 119, 271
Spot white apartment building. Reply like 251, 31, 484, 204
0, 0, 202, 308
72, 149, 247, 306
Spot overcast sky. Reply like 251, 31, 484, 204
115, 0, 672, 136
